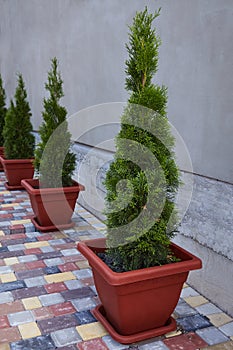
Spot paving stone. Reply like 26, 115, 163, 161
0, 315, 10, 329
16, 268, 44, 280
25, 260, 46, 269
7, 244, 25, 252
8, 310, 34, 326
164, 332, 208, 349
37, 251, 63, 260
51, 326, 82, 347
196, 326, 229, 345
208, 313, 233, 327
0, 291, 14, 304
62, 288, 95, 302
32, 307, 53, 320
174, 299, 197, 317
12, 286, 46, 299
58, 262, 78, 272
74, 310, 97, 324
138, 340, 169, 349
18, 255, 37, 263
61, 248, 80, 256
177, 314, 212, 331
48, 239, 66, 245
44, 257, 64, 267
43, 266, 60, 275
76, 321, 108, 340
18, 321, 41, 339
22, 296, 42, 310
219, 322, 233, 337
0, 280, 26, 293
72, 297, 97, 312
0, 272, 17, 283
180, 286, 200, 298
202, 341, 233, 349
4, 257, 19, 265
44, 271, 76, 284
24, 276, 46, 288
48, 301, 76, 316
10, 334, 55, 350
0, 266, 12, 274
72, 269, 92, 279
64, 279, 84, 290
44, 282, 67, 294
39, 293, 65, 306
0, 327, 21, 343
196, 302, 223, 315
78, 338, 109, 350
40, 246, 55, 253
38, 314, 78, 334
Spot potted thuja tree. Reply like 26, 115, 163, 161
22, 58, 84, 232
0, 74, 7, 171
0, 74, 35, 189
78, 8, 202, 344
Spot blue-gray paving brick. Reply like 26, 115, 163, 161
64, 280, 83, 290
61, 287, 95, 301
0, 250, 25, 258
38, 314, 78, 334
74, 310, 97, 324
174, 299, 197, 317
219, 321, 233, 337
71, 297, 96, 312
43, 266, 60, 275
102, 335, 132, 349
60, 248, 79, 256
44, 257, 64, 267
177, 314, 212, 332
48, 239, 66, 245
0, 291, 14, 304
24, 276, 46, 288
196, 326, 229, 345
39, 293, 64, 306
8, 244, 25, 251
0, 265, 12, 274
0, 246, 8, 252
72, 268, 92, 279
50, 327, 81, 347
138, 340, 170, 349
10, 334, 55, 350
18, 254, 37, 263
8, 310, 34, 326
12, 285, 47, 299
37, 251, 63, 260
0, 280, 26, 293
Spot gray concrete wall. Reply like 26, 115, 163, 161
0, 0, 232, 183
1, 0, 233, 314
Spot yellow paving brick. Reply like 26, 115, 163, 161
79, 236, 94, 241
184, 295, 208, 307
76, 261, 90, 269
2, 203, 19, 208
10, 219, 31, 225
165, 329, 182, 338
208, 313, 233, 327
44, 271, 76, 283
4, 257, 19, 266
76, 322, 108, 340
0, 343, 11, 350
53, 232, 66, 239
22, 297, 42, 310
18, 322, 41, 339
24, 241, 49, 249
0, 230, 4, 236
0, 191, 10, 195
0, 272, 17, 283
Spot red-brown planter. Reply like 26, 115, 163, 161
0, 156, 34, 190
0, 147, 4, 171
21, 178, 85, 232
78, 238, 202, 344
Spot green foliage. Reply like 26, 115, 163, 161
34, 57, 76, 188
3, 74, 35, 159
0, 74, 7, 145
104, 7, 180, 271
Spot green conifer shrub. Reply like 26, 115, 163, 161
3, 74, 35, 159
0, 74, 7, 146
104, 8, 180, 272
34, 57, 76, 188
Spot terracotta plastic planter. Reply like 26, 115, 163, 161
0, 147, 4, 171
21, 178, 85, 232
0, 156, 34, 190
78, 238, 202, 344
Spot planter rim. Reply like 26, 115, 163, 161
78, 238, 202, 286
21, 178, 85, 194
0, 156, 34, 164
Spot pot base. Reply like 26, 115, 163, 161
31, 216, 75, 233
5, 181, 24, 191
92, 304, 177, 344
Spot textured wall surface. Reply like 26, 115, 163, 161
0, 0, 233, 183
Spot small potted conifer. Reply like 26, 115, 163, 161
0, 74, 7, 171
22, 58, 84, 232
0, 74, 35, 189
78, 8, 201, 344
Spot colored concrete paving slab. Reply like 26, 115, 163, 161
0, 172, 232, 349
